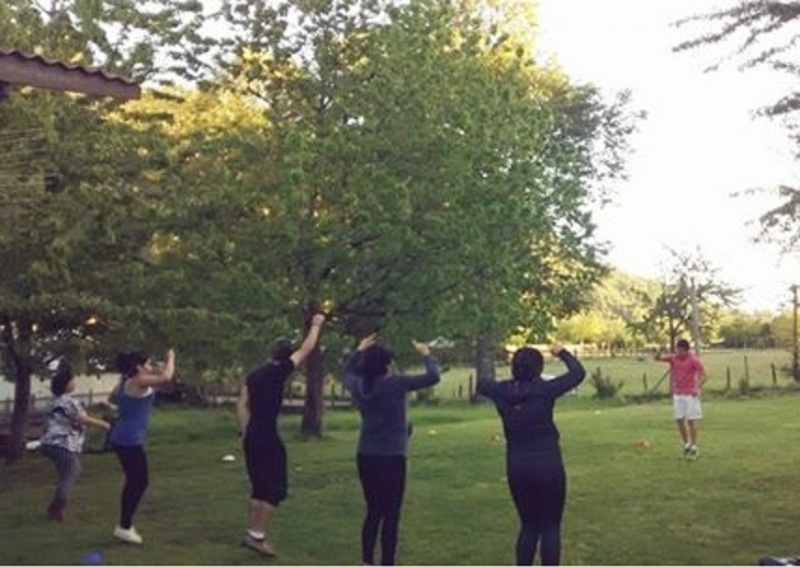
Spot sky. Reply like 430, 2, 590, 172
535, 0, 800, 313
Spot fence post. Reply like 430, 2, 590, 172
642, 372, 648, 393
726, 367, 731, 391
771, 363, 777, 387
744, 355, 750, 386
458, 384, 463, 399
468, 375, 474, 403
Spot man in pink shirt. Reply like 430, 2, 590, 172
655, 338, 706, 460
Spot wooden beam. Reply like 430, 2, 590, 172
0, 55, 140, 100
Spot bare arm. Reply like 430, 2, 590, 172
696, 358, 707, 393
236, 382, 250, 435
290, 313, 326, 367
654, 347, 670, 362
131, 349, 176, 388
76, 410, 111, 431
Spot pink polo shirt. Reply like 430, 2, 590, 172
666, 353, 705, 395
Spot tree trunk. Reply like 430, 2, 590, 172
7, 367, 31, 464
300, 345, 325, 438
474, 333, 495, 401
3, 318, 34, 464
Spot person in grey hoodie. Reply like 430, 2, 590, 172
341, 333, 440, 566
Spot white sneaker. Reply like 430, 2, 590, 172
113, 525, 143, 545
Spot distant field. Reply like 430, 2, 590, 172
430, 348, 795, 401
3, 395, 800, 565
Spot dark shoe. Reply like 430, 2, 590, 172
47, 498, 66, 522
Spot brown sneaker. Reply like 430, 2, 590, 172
241, 535, 276, 557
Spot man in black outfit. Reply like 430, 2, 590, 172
236, 313, 325, 556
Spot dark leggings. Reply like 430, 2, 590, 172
113, 444, 149, 529
507, 458, 566, 566
357, 454, 406, 566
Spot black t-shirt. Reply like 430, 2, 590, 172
245, 358, 294, 437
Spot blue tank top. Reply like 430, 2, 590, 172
110, 385, 156, 446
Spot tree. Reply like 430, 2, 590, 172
673, 2, 800, 252
634, 249, 740, 350
0, 0, 201, 463
186, 0, 639, 434
718, 311, 774, 348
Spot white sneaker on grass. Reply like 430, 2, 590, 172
113, 525, 143, 545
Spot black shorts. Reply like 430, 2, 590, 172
243, 434, 287, 506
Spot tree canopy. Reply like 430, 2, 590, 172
1, 0, 640, 454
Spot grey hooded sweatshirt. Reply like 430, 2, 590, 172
341, 352, 440, 457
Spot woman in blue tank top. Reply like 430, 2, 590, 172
108, 348, 175, 545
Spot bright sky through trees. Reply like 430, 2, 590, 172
536, 0, 800, 312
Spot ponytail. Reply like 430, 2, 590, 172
115, 350, 149, 379
511, 347, 544, 382
360, 345, 393, 393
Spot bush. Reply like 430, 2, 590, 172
589, 367, 624, 399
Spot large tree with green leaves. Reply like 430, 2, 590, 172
180, 0, 639, 435
0, 0, 205, 463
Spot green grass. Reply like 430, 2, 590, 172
3, 394, 800, 565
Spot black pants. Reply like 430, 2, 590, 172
357, 454, 406, 566
113, 444, 149, 529
507, 456, 566, 566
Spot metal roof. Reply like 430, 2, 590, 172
0, 48, 141, 99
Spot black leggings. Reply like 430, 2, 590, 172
113, 444, 149, 529
507, 458, 566, 566
357, 454, 406, 566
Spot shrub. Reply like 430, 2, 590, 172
589, 367, 624, 399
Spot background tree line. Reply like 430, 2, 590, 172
553, 265, 796, 352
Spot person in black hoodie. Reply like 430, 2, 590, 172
477, 343, 586, 566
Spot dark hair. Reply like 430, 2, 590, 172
272, 339, 294, 362
676, 339, 690, 351
511, 347, 544, 381
115, 351, 149, 378
361, 345, 393, 392
51, 365, 74, 396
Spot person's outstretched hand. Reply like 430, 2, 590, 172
412, 340, 431, 357
357, 333, 378, 351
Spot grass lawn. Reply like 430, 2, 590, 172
2, 393, 800, 565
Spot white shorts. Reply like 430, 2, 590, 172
672, 394, 702, 420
